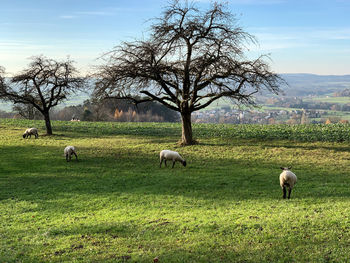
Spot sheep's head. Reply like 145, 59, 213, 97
22, 134, 27, 138
280, 166, 292, 171
182, 160, 187, 167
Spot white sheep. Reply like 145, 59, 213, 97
279, 167, 297, 199
159, 150, 186, 168
64, 146, 78, 162
22, 128, 38, 139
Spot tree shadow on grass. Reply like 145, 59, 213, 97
1, 143, 350, 211
54, 122, 182, 139
202, 139, 350, 153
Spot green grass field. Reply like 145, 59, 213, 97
1, 119, 350, 262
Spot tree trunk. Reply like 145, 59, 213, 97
181, 111, 194, 145
43, 111, 53, 135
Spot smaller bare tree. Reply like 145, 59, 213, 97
0, 56, 85, 135
13, 104, 42, 120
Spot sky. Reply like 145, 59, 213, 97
1, 0, 350, 75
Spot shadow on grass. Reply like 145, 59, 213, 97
205, 139, 350, 153
1, 143, 350, 211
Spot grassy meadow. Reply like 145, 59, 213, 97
1, 119, 350, 262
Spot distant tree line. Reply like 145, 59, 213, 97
52, 98, 179, 122
288, 102, 350, 112
267, 97, 350, 112
0, 110, 15, 118
334, 88, 350, 97
9, 98, 179, 123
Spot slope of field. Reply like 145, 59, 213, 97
304, 96, 350, 104
1, 119, 350, 262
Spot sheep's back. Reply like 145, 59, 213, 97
64, 146, 75, 155
279, 170, 297, 188
160, 150, 181, 160
25, 128, 37, 134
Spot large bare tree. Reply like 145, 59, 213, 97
94, 1, 283, 145
0, 56, 85, 135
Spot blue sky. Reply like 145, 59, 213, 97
1, 0, 350, 75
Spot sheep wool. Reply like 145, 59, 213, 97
64, 146, 78, 162
279, 167, 297, 199
160, 150, 187, 168
23, 128, 38, 139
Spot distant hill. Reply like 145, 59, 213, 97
280, 73, 350, 96
0, 91, 90, 112
1, 74, 350, 112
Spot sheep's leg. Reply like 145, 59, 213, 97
172, 161, 175, 168
282, 187, 287, 199
288, 188, 292, 199
164, 160, 167, 167
66, 154, 69, 162
73, 152, 78, 161
159, 159, 163, 168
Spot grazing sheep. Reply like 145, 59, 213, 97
22, 128, 38, 139
160, 150, 186, 168
64, 146, 78, 162
279, 167, 297, 199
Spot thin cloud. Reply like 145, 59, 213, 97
310, 28, 350, 40
60, 15, 77, 19
0, 40, 52, 50
250, 26, 350, 51
59, 10, 115, 19
75, 11, 112, 16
